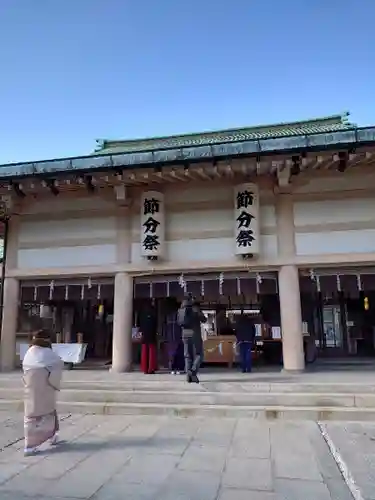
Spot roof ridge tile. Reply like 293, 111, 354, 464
96, 113, 353, 154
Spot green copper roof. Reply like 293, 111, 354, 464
2, 121, 375, 180
96, 113, 353, 154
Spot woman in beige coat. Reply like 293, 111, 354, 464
22, 329, 64, 456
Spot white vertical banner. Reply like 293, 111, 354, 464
234, 183, 260, 255
141, 191, 165, 258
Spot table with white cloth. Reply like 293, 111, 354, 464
19, 343, 88, 366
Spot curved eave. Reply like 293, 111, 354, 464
0, 125, 374, 181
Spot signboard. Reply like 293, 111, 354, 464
234, 183, 260, 256
140, 190, 165, 258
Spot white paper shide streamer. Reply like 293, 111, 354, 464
234, 183, 260, 256
178, 274, 187, 292
140, 191, 165, 258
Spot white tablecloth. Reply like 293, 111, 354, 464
19, 343, 88, 364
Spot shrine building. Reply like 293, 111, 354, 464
1, 112, 375, 372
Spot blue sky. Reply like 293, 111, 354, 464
1, 0, 374, 164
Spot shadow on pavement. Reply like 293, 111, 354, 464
41, 436, 187, 455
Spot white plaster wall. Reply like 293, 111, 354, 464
17, 217, 117, 268
164, 183, 275, 205
18, 245, 117, 268
17, 185, 277, 268
167, 209, 232, 234
19, 217, 117, 245
293, 172, 375, 194
132, 204, 276, 235
22, 196, 115, 215
296, 230, 375, 255
131, 235, 277, 263
131, 201, 277, 263
294, 198, 375, 226
165, 185, 231, 204
166, 205, 276, 233
294, 197, 375, 255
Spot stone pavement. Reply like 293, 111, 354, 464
0, 412, 361, 500
324, 422, 375, 500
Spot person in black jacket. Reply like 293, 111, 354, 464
235, 311, 255, 373
177, 294, 207, 384
139, 302, 158, 374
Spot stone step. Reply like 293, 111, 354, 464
2, 399, 375, 421
0, 379, 205, 392
1, 377, 375, 394
2, 387, 375, 408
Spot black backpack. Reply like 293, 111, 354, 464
178, 305, 195, 329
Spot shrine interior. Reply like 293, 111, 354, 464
14, 270, 375, 369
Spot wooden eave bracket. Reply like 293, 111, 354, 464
276, 164, 291, 189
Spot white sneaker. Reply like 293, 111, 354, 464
24, 447, 37, 457
171, 371, 176, 375
50, 433, 60, 446
176, 371, 181, 375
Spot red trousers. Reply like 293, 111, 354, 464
141, 343, 157, 374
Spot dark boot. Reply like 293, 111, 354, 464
191, 370, 199, 384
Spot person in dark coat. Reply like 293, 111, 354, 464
177, 294, 207, 384
139, 303, 158, 374
235, 311, 255, 373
